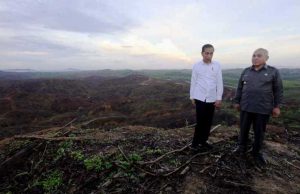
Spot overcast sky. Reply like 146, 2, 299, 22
0, 0, 299, 70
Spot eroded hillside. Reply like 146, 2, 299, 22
0, 74, 235, 139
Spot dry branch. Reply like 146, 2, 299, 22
162, 149, 223, 177
180, 166, 190, 175
118, 145, 130, 162
139, 124, 222, 165
14, 135, 95, 141
139, 143, 191, 165
223, 179, 252, 188
284, 159, 300, 170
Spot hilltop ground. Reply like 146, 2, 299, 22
0, 70, 299, 193
1, 122, 299, 193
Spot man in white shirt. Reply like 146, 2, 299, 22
190, 44, 223, 150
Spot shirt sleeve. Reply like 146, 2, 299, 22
233, 69, 246, 104
273, 69, 283, 107
216, 65, 223, 100
190, 65, 197, 100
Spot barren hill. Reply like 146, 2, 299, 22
0, 72, 299, 193
0, 74, 235, 139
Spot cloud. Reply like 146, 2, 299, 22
0, 0, 300, 70
213, 35, 300, 67
0, 51, 49, 56
0, 0, 136, 33
98, 36, 191, 61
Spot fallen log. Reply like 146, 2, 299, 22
14, 135, 99, 141
0, 142, 43, 176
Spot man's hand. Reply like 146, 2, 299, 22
214, 100, 222, 109
191, 99, 196, 106
234, 104, 240, 111
272, 107, 280, 117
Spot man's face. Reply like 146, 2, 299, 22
252, 50, 268, 67
202, 47, 214, 63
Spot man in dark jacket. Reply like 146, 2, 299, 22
233, 48, 283, 167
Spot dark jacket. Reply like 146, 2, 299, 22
234, 65, 283, 115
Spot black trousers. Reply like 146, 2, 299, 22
192, 100, 215, 147
238, 111, 270, 154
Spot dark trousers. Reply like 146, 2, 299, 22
192, 100, 215, 147
238, 111, 270, 154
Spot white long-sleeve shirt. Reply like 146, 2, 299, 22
190, 60, 223, 102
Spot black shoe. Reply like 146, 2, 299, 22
233, 146, 246, 156
253, 153, 267, 168
201, 142, 213, 150
189, 145, 199, 152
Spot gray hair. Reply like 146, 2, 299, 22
254, 48, 269, 57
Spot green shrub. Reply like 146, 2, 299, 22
84, 155, 112, 172
38, 170, 63, 192
70, 150, 84, 161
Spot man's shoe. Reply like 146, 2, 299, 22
189, 145, 199, 152
201, 142, 213, 150
253, 153, 267, 168
233, 146, 246, 156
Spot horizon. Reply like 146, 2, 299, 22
1, 66, 300, 73
1, 0, 300, 70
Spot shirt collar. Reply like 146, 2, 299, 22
251, 64, 268, 70
201, 60, 213, 65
